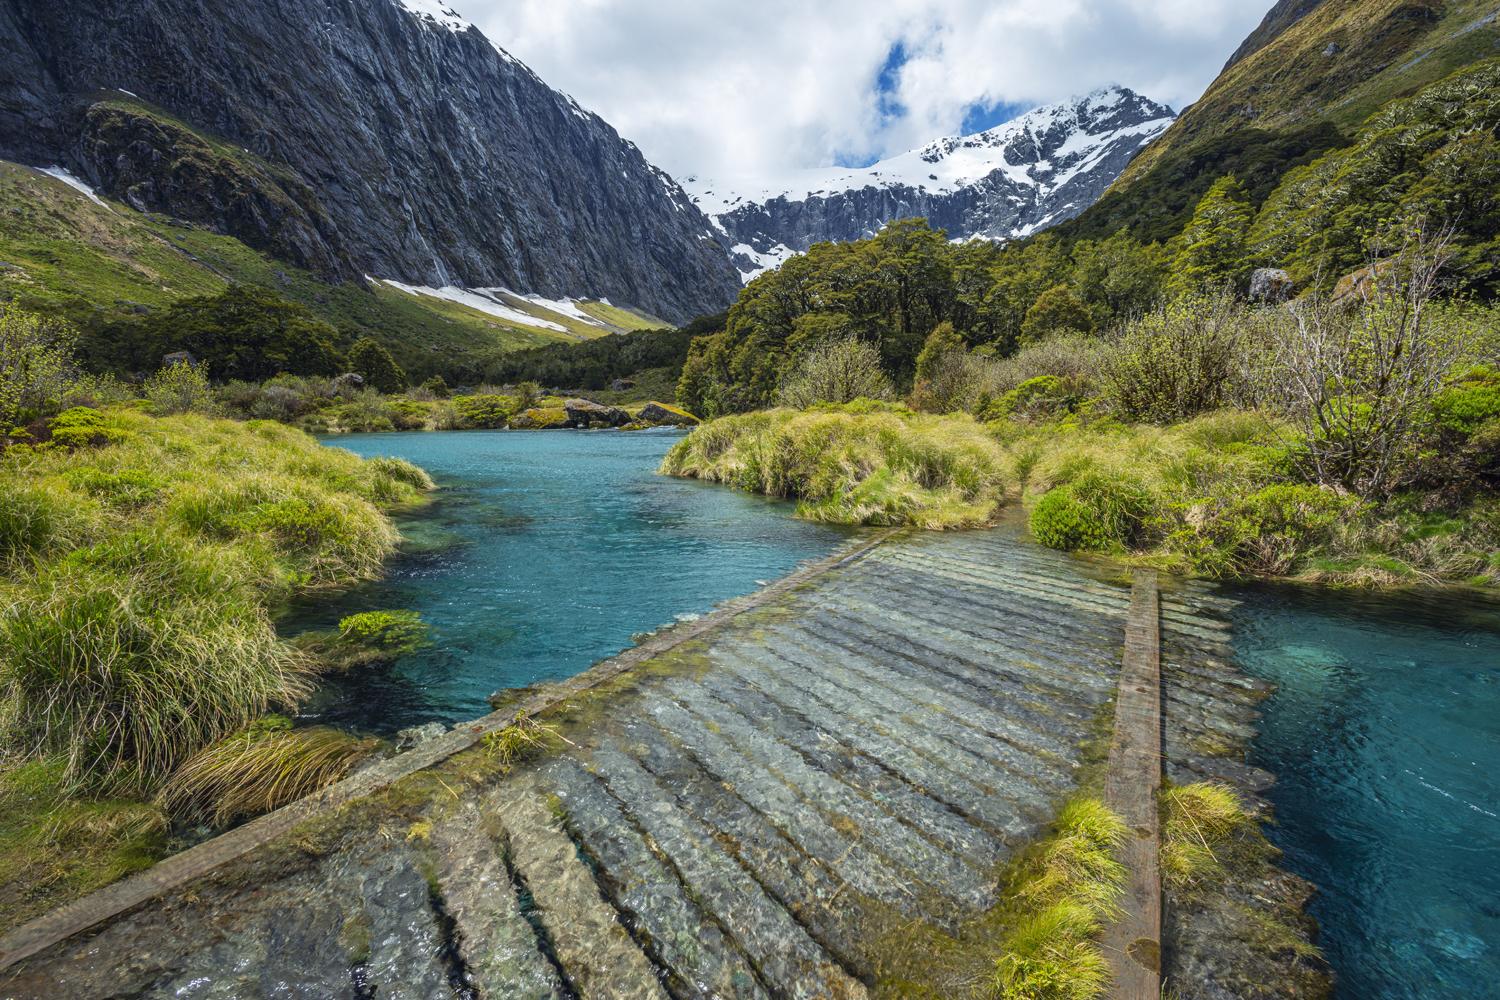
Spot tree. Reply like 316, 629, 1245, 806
0, 304, 77, 426
347, 337, 407, 393
1020, 285, 1094, 344
910, 321, 969, 412
775, 339, 893, 409
1168, 175, 1254, 298
1069, 230, 1168, 326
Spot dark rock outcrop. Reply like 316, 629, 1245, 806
0, 0, 740, 323
636, 401, 698, 426
563, 398, 630, 428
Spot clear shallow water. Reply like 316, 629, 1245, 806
284, 429, 854, 732
1232, 586, 1500, 999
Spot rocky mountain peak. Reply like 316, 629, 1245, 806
684, 85, 1175, 281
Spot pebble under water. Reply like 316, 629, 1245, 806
282, 429, 854, 732
1232, 585, 1500, 1000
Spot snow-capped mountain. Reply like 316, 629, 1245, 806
0, 0, 741, 322
685, 87, 1176, 281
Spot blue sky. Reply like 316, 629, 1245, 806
464, 0, 1272, 180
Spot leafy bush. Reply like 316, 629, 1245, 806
144, 361, 215, 416
47, 406, 134, 450
452, 393, 519, 428
0, 305, 81, 427
1104, 295, 1244, 424
1029, 470, 1157, 552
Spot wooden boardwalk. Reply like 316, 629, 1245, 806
0, 527, 1251, 999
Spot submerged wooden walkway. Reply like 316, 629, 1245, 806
0, 527, 1251, 999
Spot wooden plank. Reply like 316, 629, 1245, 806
1102, 570, 1163, 1000
0, 531, 892, 973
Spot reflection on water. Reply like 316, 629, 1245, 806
1233, 585, 1500, 999
282, 429, 854, 732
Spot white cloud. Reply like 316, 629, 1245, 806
460, 0, 1268, 181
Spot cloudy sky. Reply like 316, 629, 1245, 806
463, 0, 1269, 181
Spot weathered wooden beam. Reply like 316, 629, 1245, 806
1103, 569, 1163, 999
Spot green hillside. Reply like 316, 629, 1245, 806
1059, 0, 1500, 244
0, 161, 656, 380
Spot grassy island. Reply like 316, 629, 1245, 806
0, 403, 433, 927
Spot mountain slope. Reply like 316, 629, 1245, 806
0, 0, 741, 324
0, 161, 662, 380
684, 88, 1175, 281
1061, 0, 1500, 243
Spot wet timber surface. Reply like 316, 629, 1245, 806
0, 526, 1312, 999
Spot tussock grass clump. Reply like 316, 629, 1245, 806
1161, 782, 1255, 892
662, 407, 1009, 528
992, 797, 1128, 1000
482, 713, 562, 771
156, 718, 377, 826
0, 407, 432, 791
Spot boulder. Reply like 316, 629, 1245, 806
1248, 267, 1294, 304
1331, 260, 1394, 306
636, 401, 699, 427
564, 397, 630, 428
509, 406, 571, 430
331, 372, 365, 395
610, 377, 636, 391
161, 350, 198, 369
395, 721, 446, 751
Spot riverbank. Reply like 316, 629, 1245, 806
662, 405, 1500, 592
0, 406, 433, 929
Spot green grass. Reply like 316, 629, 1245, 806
661, 406, 1009, 528
1, 409, 428, 789
156, 718, 377, 827
577, 299, 666, 331
991, 797, 1128, 1000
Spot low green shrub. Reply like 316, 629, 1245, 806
47, 407, 134, 450
452, 393, 518, 428
1030, 470, 1157, 552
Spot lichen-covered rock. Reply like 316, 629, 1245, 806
636, 401, 699, 426
1249, 267, 1294, 303
509, 406, 571, 430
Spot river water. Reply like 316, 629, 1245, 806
290, 430, 1498, 997
1232, 585, 1500, 999
284, 429, 854, 731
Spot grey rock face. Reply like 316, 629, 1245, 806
688, 88, 1175, 281
1249, 267, 1295, 303
0, 0, 740, 323
563, 398, 630, 428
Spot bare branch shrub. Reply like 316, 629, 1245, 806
1256, 231, 1473, 496
776, 338, 894, 408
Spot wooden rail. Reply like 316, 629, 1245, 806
1102, 569, 1163, 1000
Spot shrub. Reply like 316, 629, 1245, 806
1019, 284, 1094, 344
989, 376, 1087, 422
1103, 294, 1243, 424
1171, 483, 1360, 576
1030, 470, 1157, 552
348, 337, 407, 393
452, 393, 519, 428
144, 361, 215, 416
0, 304, 77, 426
775, 338, 894, 409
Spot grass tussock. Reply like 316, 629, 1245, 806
0, 407, 431, 794
481, 713, 562, 771
661, 406, 1008, 528
991, 797, 1128, 1000
1161, 782, 1256, 893
156, 719, 377, 827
